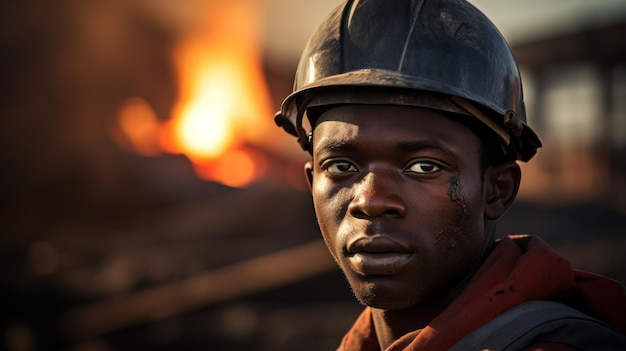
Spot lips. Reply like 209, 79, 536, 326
346, 236, 413, 276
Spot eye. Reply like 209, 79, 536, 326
406, 161, 441, 174
325, 160, 358, 175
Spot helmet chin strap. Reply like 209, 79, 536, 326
450, 96, 511, 146
295, 94, 316, 153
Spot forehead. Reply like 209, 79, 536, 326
312, 104, 482, 155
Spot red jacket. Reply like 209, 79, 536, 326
338, 235, 626, 351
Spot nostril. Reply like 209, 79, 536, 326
348, 193, 406, 219
382, 195, 407, 218
386, 201, 406, 218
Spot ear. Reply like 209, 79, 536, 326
483, 161, 521, 220
304, 161, 314, 191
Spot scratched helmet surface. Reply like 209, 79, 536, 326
274, 0, 541, 161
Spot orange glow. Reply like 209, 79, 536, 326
192, 148, 267, 188
116, 98, 162, 157
114, 1, 274, 188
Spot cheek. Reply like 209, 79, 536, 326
447, 175, 468, 210
444, 174, 484, 217
312, 178, 345, 221
431, 175, 485, 256
311, 180, 350, 251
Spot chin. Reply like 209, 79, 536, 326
352, 283, 423, 311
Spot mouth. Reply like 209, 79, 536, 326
346, 236, 413, 276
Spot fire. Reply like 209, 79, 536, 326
116, 98, 163, 157
115, 1, 273, 188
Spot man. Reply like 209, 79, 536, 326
274, 0, 626, 350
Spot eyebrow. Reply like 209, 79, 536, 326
314, 140, 357, 156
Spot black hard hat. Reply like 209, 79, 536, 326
274, 0, 542, 161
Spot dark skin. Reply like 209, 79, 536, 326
304, 105, 522, 350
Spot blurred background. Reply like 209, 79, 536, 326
1, 0, 625, 350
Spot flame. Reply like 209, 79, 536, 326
115, 1, 273, 187
115, 98, 163, 157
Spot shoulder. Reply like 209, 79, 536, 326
450, 301, 626, 351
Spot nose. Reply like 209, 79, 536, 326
348, 170, 406, 219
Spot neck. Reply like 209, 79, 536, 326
371, 295, 454, 350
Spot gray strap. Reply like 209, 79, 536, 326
449, 300, 626, 351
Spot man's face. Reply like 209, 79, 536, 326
306, 104, 490, 310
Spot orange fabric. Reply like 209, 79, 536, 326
338, 235, 626, 351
